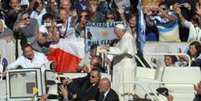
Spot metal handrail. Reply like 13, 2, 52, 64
146, 82, 196, 94
134, 55, 148, 68
121, 81, 160, 101
121, 80, 196, 101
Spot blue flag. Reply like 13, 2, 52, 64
137, 0, 146, 52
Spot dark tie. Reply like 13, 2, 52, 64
99, 92, 105, 101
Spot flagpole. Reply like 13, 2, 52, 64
84, 26, 87, 54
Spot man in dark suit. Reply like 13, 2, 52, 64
65, 69, 101, 101
98, 78, 119, 101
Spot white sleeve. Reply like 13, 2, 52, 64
108, 33, 136, 56
183, 20, 193, 28
108, 46, 124, 55
43, 56, 49, 64
39, 53, 50, 69
7, 57, 23, 70
39, 53, 49, 64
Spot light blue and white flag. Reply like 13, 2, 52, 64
137, 0, 146, 52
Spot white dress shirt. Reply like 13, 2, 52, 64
7, 51, 49, 70
103, 89, 110, 100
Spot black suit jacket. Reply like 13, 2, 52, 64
194, 94, 201, 101
99, 89, 119, 101
68, 74, 99, 101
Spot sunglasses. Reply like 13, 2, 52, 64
161, 8, 167, 10
106, 16, 115, 20
80, 14, 88, 18
22, 16, 30, 20
90, 75, 96, 78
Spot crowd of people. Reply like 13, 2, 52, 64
0, 0, 201, 101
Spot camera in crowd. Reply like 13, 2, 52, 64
20, 5, 28, 11
56, 19, 64, 26
0, 9, 5, 19
147, 2, 191, 16
46, 76, 72, 100
178, 3, 191, 10
55, 18, 66, 38
96, 46, 108, 56
20, 0, 29, 11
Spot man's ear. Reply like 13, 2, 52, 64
23, 52, 26, 57
9, 2, 11, 7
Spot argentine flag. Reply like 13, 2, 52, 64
137, 0, 146, 52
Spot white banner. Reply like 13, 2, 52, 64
0, 37, 16, 69
85, 22, 124, 51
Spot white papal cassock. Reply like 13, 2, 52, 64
107, 31, 136, 101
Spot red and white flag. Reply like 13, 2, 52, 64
47, 38, 85, 73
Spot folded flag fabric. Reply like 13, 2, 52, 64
137, 0, 146, 52
157, 20, 180, 42
47, 38, 85, 73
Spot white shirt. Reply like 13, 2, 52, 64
108, 31, 136, 56
104, 89, 110, 98
7, 51, 49, 70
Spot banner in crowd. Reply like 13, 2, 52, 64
114, 0, 131, 8
0, 37, 16, 71
85, 22, 124, 51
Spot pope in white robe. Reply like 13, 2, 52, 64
106, 24, 136, 101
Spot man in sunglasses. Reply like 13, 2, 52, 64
13, 11, 39, 48
145, 2, 180, 42
61, 69, 101, 101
